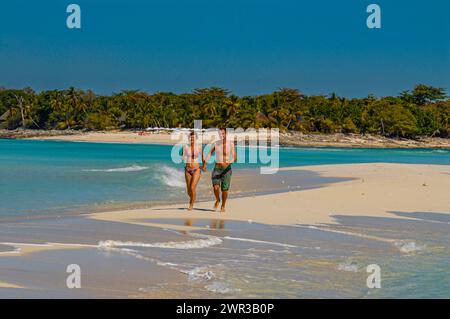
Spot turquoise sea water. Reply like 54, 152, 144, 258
0, 139, 449, 217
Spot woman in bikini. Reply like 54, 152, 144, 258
182, 131, 203, 211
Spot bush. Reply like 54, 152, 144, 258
342, 118, 359, 134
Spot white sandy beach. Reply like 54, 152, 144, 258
22, 130, 450, 148
88, 163, 450, 229
28, 131, 179, 145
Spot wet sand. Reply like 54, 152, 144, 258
0, 217, 212, 298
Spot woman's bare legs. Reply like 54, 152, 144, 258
221, 190, 228, 213
188, 170, 201, 210
184, 170, 193, 209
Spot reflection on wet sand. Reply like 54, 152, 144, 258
210, 220, 225, 230
184, 219, 225, 230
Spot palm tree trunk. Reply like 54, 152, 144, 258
13, 94, 26, 128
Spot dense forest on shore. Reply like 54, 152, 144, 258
0, 84, 448, 138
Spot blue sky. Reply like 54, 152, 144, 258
0, 0, 449, 97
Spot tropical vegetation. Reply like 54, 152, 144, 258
0, 84, 448, 138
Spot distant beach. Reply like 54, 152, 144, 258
2, 129, 450, 148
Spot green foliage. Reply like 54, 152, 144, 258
5, 112, 23, 129
382, 105, 418, 137
342, 117, 359, 134
0, 85, 448, 138
401, 84, 447, 106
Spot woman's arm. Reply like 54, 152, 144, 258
181, 145, 186, 162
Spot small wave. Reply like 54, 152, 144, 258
156, 261, 179, 267
205, 282, 239, 294
223, 236, 296, 248
337, 261, 359, 272
247, 247, 290, 254
98, 236, 222, 250
395, 149, 449, 155
155, 165, 185, 188
184, 267, 216, 281
138, 284, 168, 293
296, 147, 362, 152
0, 248, 20, 255
394, 241, 425, 254
83, 165, 149, 172
294, 225, 395, 244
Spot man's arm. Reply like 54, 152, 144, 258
231, 142, 237, 164
202, 144, 215, 171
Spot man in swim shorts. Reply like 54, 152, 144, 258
203, 127, 237, 213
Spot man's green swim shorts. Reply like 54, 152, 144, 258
212, 165, 232, 191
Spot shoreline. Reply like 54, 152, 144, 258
1, 129, 450, 148
88, 163, 450, 228
4, 162, 445, 253
0, 162, 448, 229
0, 167, 346, 223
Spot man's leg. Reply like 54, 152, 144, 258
213, 185, 221, 210
220, 169, 232, 212
220, 190, 228, 213
212, 167, 221, 210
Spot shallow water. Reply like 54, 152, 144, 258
74, 214, 449, 298
0, 210, 448, 298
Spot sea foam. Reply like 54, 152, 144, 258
205, 282, 239, 294
394, 241, 425, 254
184, 267, 216, 281
223, 236, 296, 248
337, 261, 359, 272
155, 165, 185, 188
98, 236, 222, 250
83, 165, 149, 172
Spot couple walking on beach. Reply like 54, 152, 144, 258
182, 128, 237, 213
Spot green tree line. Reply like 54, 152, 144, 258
0, 84, 448, 138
